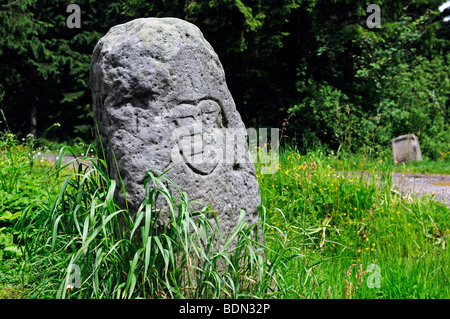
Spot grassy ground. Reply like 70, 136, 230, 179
256, 147, 449, 298
0, 134, 448, 298
392, 157, 450, 175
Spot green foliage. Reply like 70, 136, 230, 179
283, 4, 449, 157
0, 0, 128, 141
0, 129, 61, 262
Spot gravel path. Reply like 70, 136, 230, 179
392, 173, 450, 207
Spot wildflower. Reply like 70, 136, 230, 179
357, 249, 362, 253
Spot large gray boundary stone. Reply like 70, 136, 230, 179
90, 18, 261, 233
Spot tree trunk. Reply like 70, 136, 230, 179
30, 105, 37, 137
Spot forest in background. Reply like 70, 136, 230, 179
0, 0, 449, 158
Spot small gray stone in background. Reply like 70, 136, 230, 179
392, 134, 423, 165
90, 18, 261, 233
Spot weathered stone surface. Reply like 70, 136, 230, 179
392, 134, 423, 165
90, 18, 261, 232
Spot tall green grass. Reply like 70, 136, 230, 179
256, 146, 449, 298
14, 145, 305, 299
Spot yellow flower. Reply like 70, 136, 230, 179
357, 249, 362, 253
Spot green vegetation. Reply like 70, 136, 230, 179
256, 147, 449, 298
392, 156, 450, 175
1, 135, 448, 299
